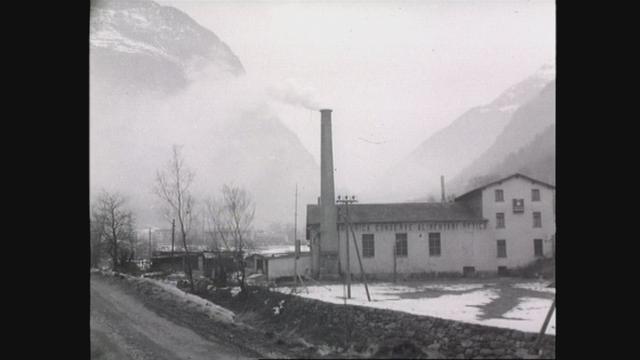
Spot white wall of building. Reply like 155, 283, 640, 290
311, 175, 556, 277
267, 255, 311, 280
338, 221, 491, 275
481, 177, 556, 269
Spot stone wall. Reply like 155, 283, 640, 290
211, 287, 556, 359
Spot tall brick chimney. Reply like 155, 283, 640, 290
312, 109, 338, 278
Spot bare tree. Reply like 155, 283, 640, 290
221, 184, 255, 291
90, 215, 105, 269
204, 198, 234, 285
91, 191, 135, 271
154, 145, 196, 292
204, 198, 229, 252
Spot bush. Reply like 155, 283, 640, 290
511, 258, 555, 279
118, 261, 142, 276
408, 271, 463, 280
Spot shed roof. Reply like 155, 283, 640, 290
307, 202, 483, 225
269, 252, 311, 260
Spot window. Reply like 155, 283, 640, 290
428, 233, 441, 256
534, 239, 543, 257
497, 239, 507, 258
496, 213, 505, 228
533, 212, 542, 228
362, 234, 375, 258
513, 199, 525, 213
395, 233, 408, 257
495, 189, 504, 202
532, 189, 541, 202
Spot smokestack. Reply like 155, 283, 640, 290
441, 175, 446, 203
312, 109, 338, 278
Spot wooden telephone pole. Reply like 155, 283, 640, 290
171, 219, 175, 258
337, 195, 372, 302
337, 196, 355, 298
535, 297, 556, 353
293, 184, 298, 287
393, 244, 397, 283
349, 224, 371, 301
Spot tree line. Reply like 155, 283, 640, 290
90, 145, 255, 291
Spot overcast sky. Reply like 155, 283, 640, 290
157, 0, 555, 194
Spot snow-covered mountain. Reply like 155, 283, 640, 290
90, 0, 319, 228
365, 64, 555, 202
449, 80, 556, 194
90, 0, 244, 94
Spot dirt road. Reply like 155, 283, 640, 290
90, 276, 255, 360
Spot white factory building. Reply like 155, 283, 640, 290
307, 173, 556, 278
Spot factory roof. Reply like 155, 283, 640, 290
455, 173, 555, 200
306, 202, 484, 225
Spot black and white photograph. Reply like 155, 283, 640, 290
89, 0, 556, 358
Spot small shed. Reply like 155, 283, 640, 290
199, 250, 242, 285
150, 251, 200, 273
250, 252, 311, 281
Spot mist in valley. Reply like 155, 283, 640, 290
90, 0, 555, 235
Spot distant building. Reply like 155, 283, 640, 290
306, 173, 555, 277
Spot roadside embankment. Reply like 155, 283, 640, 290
204, 286, 556, 359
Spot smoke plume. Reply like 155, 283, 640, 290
267, 78, 322, 111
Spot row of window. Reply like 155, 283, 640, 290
495, 212, 542, 228
360, 233, 441, 258
495, 188, 541, 202
359, 234, 545, 259
497, 238, 544, 258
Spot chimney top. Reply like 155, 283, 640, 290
320, 109, 333, 113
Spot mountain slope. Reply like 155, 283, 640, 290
90, 0, 319, 227
450, 80, 555, 194
90, 0, 245, 95
366, 64, 555, 202
495, 124, 555, 185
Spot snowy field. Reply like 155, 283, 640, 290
278, 279, 555, 335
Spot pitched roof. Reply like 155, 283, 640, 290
455, 173, 555, 200
307, 202, 483, 225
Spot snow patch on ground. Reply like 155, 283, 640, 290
483, 297, 555, 334
421, 283, 487, 292
277, 284, 498, 322
136, 277, 236, 323
279, 282, 555, 335
512, 281, 556, 294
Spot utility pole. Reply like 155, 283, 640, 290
337, 195, 358, 299
171, 219, 175, 258
345, 203, 351, 299
535, 297, 556, 354
349, 223, 371, 302
393, 243, 397, 283
148, 228, 152, 260
294, 184, 298, 287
